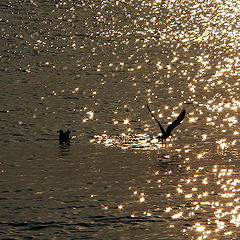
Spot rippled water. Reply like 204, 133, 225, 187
1, 0, 239, 239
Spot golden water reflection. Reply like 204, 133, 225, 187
91, 133, 167, 150
127, 154, 240, 239
2, 0, 239, 239
92, 125, 239, 239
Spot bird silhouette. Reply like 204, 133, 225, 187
147, 104, 186, 145
57, 129, 71, 143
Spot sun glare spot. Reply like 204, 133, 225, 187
172, 212, 183, 219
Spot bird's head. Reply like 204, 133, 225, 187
57, 130, 64, 134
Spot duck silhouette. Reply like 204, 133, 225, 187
57, 129, 71, 143
147, 104, 186, 145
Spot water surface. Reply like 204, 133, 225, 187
0, 0, 239, 239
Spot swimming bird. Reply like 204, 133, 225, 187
57, 129, 71, 143
147, 104, 186, 145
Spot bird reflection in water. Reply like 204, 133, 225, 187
147, 104, 186, 146
59, 142, 71, 156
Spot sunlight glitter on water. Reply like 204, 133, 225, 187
91, 133, 165, 150
1, 0, 239, 239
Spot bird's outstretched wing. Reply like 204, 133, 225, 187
165, 109, 186, 135
66, 129, 71, 135
65, 129, 71, 139
147, 104, 165, 134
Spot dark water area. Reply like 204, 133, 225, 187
0, 0, 239, 239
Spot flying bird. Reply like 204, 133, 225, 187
147, 104, 186, 145
57, 129, 71, 143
